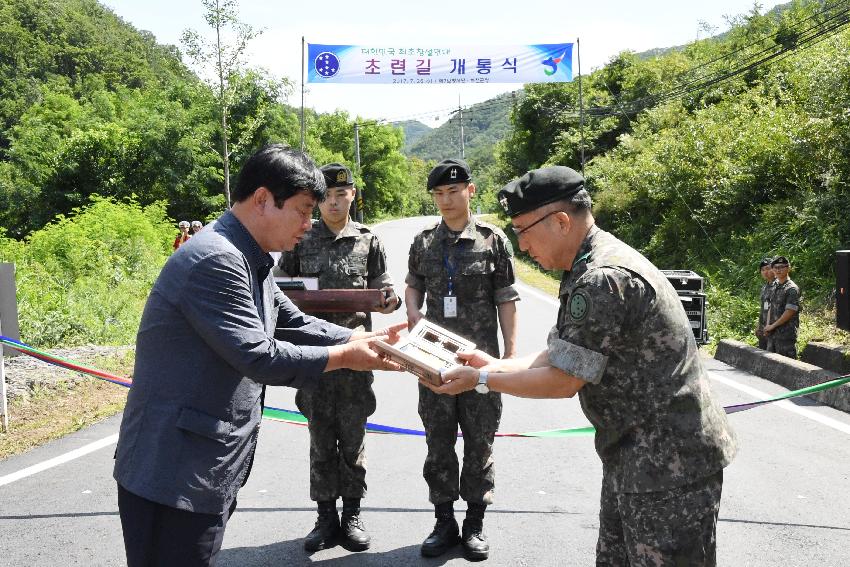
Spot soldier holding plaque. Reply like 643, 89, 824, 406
425, 166, 737, 566
405, 159, 520, 561
278, 163, 401, 553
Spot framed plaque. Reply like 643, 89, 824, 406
281, 288, 385, 313
374, 320, 475, 385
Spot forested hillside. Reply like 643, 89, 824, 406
494, 0, 850, 341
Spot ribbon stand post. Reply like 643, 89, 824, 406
1, 319, 8, 432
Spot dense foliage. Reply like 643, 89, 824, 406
495, 0, 850, 343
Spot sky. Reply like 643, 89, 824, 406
103, 0, 787, 126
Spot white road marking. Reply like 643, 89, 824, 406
0, 433, 118, 487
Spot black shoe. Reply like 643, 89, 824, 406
421, 503, 461, 557
462, 518, 490, 561
340, 500, 371, 552
304, 501, 339, 552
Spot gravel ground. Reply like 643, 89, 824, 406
1, 345, 134, 401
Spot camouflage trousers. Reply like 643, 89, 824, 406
766, 337, 797, 359
596, 470, 723, 567
295, 370, 376, 502
417, 384, 501, 506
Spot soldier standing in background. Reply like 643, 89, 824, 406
405, 159, 520, 561
278, 163, 401, 553
756, 257, 775, 350
764, 256, 801, 358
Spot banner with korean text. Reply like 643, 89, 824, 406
307, 43, 573, 84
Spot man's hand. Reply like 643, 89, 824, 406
407, 309, 424, 331
327, 336, 402, 372
455, 349, 497, 369
419, 365, 479, 395
375, 287, 400, 314
375, 321, 408, 345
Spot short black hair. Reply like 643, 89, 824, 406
232, 144, 326, 206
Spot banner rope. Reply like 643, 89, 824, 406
2, 334, 849, 438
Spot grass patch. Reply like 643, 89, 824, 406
0, 351, 133, 459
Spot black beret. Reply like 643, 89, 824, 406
427, 159, 472, 190
498, 166, 584, 217
759, 257, 774, 268
320, 163, 354, 188
771, 256, 790, 266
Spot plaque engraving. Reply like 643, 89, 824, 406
374, 320, 475, 385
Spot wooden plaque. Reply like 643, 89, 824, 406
282, 288, 385, 313
374, 320, 476, 385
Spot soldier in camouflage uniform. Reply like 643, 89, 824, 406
405, 159, 520, 561
426, 166, 737, 566
764, 256, 801, 359
278, 163, 401, 553
756, 258, 775, 350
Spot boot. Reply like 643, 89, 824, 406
462, 503, 490, 561
304, 500, 339, 552
421, 501, 461, 557
340, 498, 371, 552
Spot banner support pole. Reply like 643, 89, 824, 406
300, 36, 306, 152
577, 37, 585, 177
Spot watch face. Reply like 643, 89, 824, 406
475, 383, 489, 394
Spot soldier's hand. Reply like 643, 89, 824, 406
376, 287, 400, 314
455, 349, 496, 369
407, 310, 424, 331
375, 321, 408, 345
419, 366, 478, 395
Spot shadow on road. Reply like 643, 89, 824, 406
219, 540, 461, 566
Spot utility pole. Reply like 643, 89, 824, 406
458, 95, 465, 159
577, 37, 585, 177
353, 122, 364, 222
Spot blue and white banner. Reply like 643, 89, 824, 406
307, 43, 573, 85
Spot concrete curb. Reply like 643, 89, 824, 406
715, 339, 850, 413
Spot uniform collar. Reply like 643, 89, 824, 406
559, 224, 600, 296
315, 217, 360, 241
218, 210, 274, 277
437, 215, 476, 242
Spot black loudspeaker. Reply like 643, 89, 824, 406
837, 250, 850, 331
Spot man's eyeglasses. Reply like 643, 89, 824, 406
511, 211, 558, 237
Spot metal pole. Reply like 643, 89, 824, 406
300, 36, 306, 152
1, 320, 8, 433
353, 122, 364, 222
458, 95, 465, 159
577, 37, 585, 177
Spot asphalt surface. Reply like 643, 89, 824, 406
1, 216, 849, 566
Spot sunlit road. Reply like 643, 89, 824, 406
1, 216, 848, 566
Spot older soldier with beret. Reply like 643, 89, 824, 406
425, 165, 737, 566
279, 162, 401, 553
405, 158, 520, 561
764, 256, 801, 358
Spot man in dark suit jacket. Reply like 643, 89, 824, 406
113, 144, 403, 567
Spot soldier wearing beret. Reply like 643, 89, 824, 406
756, 258, 775, 349
424, 165, 737, 566
405, 158, 520, 561
763, 256, 801, 358
278, 162, 402, 553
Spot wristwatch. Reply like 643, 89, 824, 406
475, 370, 490, 394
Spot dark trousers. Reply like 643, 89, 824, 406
118, 483, 237, 567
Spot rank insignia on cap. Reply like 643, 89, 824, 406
499, 195, 509, 213
568, 290, 590, 323
450, 167, 457, 179
337, 170, 347, 183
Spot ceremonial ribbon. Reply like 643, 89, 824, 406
2, 334, 849, 438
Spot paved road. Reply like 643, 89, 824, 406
1, 216, 849, 566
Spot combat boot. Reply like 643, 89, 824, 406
304, 500, 339, 552
340, 498, 371, 552
421, 501, 461, 557
462, 503, 490, 561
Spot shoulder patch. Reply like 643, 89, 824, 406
568, 289, 591, 323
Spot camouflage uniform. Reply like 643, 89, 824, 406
547, 225, 737, 566
279, 218, 394, 502
765, 279, 801, 359
406, 217, 520, 506
757, 280, 775, 350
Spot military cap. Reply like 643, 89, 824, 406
427, 158, 472, 190
771, 256, 790, 267
320, 163, 354, 188
498, 166, 584, 217
759, 257, 774, 269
